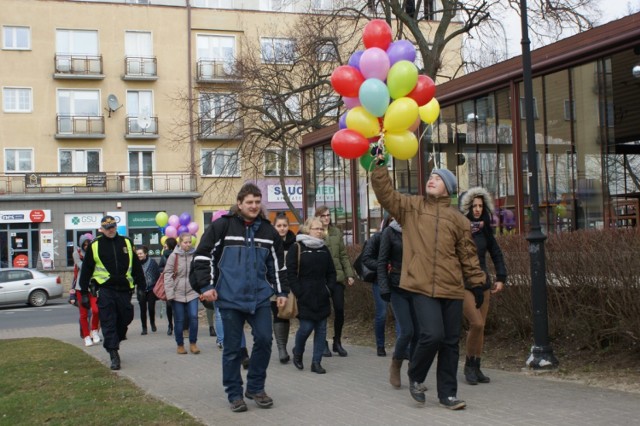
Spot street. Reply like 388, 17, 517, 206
0, 299, 77, 330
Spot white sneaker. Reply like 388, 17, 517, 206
91, 330, 101, 344
84, 336, 93, 347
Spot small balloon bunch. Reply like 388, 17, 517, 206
330, 19, 440, 168
155, 211, 199, 246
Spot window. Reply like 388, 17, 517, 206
127, 90, 154, 132
315, 147, 341, 172
261, 38, 295, 64
263, 94, 301, 121
128, 150, 154, 191
312, 0, 333, 10
319, 93, 339, 117
125, 31, 152, 57
57, 90, 100, 116
519, 97, 539, 119
3, 26, 30, 50
201, 149, 240, 177
316, 41, 338, 62
260, 0, 293, 12
3, 87, 32, 113
200, 93, 236, 120
197, 35, 235, 63
4, 149, 33, 173
563, 99, 575, 121
56, 29, 98, 55
59, 149, 100, 173
265, 149, 301, 176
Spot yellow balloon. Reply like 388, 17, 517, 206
384, 130, 419, 160
191, 236, 197, 245
346, 106, 381, 139
161, 236, 168, 246
419, 98, 440, 124
383, 97, 419, 133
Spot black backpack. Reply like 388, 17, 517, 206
354, 237, 378, 283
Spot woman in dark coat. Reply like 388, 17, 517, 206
272, 213, 297, 363
288, 217, 337, 374
459, 187, 508, 385
158, 237, 177, 335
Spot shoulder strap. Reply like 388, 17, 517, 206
296, 242, 301, 277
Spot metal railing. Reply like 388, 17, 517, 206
56, 115, 105, 137
198, 118, 243, 139
54, 54, 103, 75
126, 116, 159, 136
124, 56, 157, 77
196, 59, 238, 82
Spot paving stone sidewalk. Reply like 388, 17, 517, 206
2, 319, 639, 426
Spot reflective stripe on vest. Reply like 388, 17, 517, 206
91, 237, 134, 288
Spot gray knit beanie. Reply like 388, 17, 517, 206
431, 169, 457, 195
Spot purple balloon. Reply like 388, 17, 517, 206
339, 112, 348, 129
387, 39, 416, 66
178, 225, 189, 235
187, 221, 199, 235
343, 96, 361, 109
179, 212, 191, 226
348, 50, 364, 70
359, 47, 390, 81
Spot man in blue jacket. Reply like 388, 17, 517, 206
192, 183, 288, 413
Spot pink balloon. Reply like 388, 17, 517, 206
359, 47, 390, 81
212, 210, 227, 222
187, 222, 199, 234
343, 96, 361, 109
168, 215, 180, 228
164, 225, 178, 238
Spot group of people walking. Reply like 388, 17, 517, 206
72, 163, 505, 413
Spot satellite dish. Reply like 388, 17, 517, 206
106, 94, 122, 117
137, 114, 151, 132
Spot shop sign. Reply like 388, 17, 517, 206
316, 185, 337, 202
128, 212, 158, 228
65, 213, 102, 230
40, 229, 54, 270
25, 172, 106, 188
13, 254, 29, 268
267, 185, 302, 202
0, 210, 51, 224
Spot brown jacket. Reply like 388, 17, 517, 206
371, 166, 485, 299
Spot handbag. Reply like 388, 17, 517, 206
278, 243, 300, 320
153, 254, 178, 301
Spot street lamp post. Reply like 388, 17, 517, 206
519, 0, 559, 369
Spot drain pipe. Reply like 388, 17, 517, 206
187, 0, 195, 178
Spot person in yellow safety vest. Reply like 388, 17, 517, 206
79, 215, 145, 370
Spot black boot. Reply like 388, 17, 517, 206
241, 347, 250, 370
464, 356, 478, 385
311, 362, 326, 374
141, 327, 147, 335
273, 322, 290, 363
167, 324, 173, 336
109, 350, 121, 370
475, 358, 491, 383
209, 326, 216, 337
332, 338, 348, 357
293, 352, 304, 370
150, 322, 157, 333
322, 340, 332, 357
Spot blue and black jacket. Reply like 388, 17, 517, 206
190, 213, 288, 313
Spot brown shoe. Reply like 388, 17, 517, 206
190, 343, 201, 354
177, 345, 187, 354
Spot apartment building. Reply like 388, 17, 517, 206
1, 0, 461, 269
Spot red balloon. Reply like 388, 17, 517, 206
331, 65, 365, 98
362, 19, 393, 51
407, 75, 436, 106
331, 129, 370, 160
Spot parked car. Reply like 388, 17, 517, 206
0, 268, 63, 307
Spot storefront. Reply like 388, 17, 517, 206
301, 13, 640, 242
0, 209, 51, 269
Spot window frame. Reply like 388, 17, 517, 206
519, 97, 540, 120
59, 149, 101, 173
201, 148, 241, 177
261, 37, 296, 64
4, 148, 34, 173
3, 87, 32, 113
2, 26, 31, 50
264, 148, 301, 177
55, 29, 99, 55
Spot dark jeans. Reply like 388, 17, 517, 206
220, 305, 272, 403
407, 294, 463, 400
138, 290, 157, 329
171, 299, 199, 346
390, 290, 416, 360
294, 318, 328, 364
97, 287, 134, 351
330, 283, 345, 340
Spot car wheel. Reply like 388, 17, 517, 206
29, 290, 48, 307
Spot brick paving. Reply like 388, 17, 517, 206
2, 316, 639, 425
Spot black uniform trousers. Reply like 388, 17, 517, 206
97, 286, 134, 350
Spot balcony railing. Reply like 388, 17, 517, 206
196, 59, 239, 83
54, 54, 104, 78
126, 116, 159, 138
55, 115, 105, 138
124, 56, 158, 80
0, 172, 196, 195
198, 119, 243, 139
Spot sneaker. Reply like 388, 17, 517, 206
409, 381, 426, 403
230, 399, 247, 413
84, 336, 93, 347
217, 341, 223, 350
439, 396, 466, 410
377, 346, 387, 357
244, 390, 273, 408
91, 330, 101, 344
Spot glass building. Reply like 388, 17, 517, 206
301, 13, 640, 243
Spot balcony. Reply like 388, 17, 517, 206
125, 116, 159, 139
55, 115, 105, 139
123, 56, 158, 81
196, 60, 240, 83
0, 172, 196, 195
54, 54, 104, 79
198, 119, 243, 140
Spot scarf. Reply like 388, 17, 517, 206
296, 233, 326, 249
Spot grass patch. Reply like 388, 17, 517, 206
0, 338, 203, 425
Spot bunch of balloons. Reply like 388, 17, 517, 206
155, 211, 199, 245
330, 19, 441, 167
